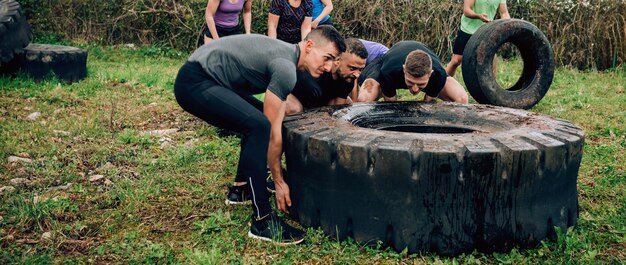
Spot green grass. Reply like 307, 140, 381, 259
1, 44, 625, 264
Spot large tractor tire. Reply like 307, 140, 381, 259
283, 102, 583, 255
10, 44, 88, 83
0, 0, 32, 66
462, 19, 554, 109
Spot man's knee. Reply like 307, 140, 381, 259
442, 77, 469, 104
449, 55, 462, 66
455, 90, 469, 104
248, 117, 271, 138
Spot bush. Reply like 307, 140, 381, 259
20, 0, 625, 70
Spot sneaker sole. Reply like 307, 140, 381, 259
224, 199, 252, 206
247, 231, 304, 245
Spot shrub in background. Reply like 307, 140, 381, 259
20, 0, 625, 70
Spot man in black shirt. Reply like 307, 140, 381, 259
286, 38, 368, 114
356, 41, 468, 103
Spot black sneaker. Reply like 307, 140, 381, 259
248, 212, 305, 245
225, 184, 251, 205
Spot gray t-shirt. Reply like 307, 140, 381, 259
188, 34, 299, 100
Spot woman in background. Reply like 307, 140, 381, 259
311, 0, 333, 28
268, 0, 312, 44
445, 0, 510, 76
203, 0, 253, 44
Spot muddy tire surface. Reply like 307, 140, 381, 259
8, 44, 88, 83
283, 102, 583, 255
462, 19, 554, 109
0, 0, 32, 65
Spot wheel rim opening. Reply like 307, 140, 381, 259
376, 124, 476, 134
495, 42, 524, 91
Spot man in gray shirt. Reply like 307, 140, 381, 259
174, 25, 345, 245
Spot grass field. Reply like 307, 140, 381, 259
0, 43, 625, 264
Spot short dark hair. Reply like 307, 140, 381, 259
345, 38, 368, 59
305, 25, 346, 53
404, 50, 432, 77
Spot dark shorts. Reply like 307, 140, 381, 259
319, 17, 334, 27
452, 29, 473, 55
202, 24, 242, 39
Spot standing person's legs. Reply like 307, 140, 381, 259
446, 29, 472, 77
174, 64, 271, 219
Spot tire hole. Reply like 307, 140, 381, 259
495, 43, 524, 91
377, 125, 476, 134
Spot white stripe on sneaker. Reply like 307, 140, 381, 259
247, 231, 304, 245
249, 177, 261, 219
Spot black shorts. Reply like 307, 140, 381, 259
452, 29, 473, 55
202, 24, 242, 39
319, 17, 334, 27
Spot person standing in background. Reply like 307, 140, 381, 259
268, 0, 312, 44
203, 0, 253, 44
445, 0, 510, 77
311, 0, 333, 28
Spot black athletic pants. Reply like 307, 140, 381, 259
174, 61, 270, 218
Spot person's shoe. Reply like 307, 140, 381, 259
225, 184, 251, 205
248, 212, 305, 245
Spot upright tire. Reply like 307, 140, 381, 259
283, 102, 583, 255
462, 19, 554, 109
13, 44, 88, 83
0, 0, 32, 65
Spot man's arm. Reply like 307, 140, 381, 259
498, 3, 511, 19
328, 97, 350, 105
264, 89, 291, 213
301, 17, 312, 41
312, 0, 333, 28
243, 0, 253, 34
268, 13, 280, 38
463, 0, 490, 22
356, 78, 381, 102
205, 0, 222, 39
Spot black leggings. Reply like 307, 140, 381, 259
174, 61, 270, 218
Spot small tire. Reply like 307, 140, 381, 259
283, 102, 583, 255
12, 44, 88, 83
462, 19, 555, 109
0, 0, 32, 65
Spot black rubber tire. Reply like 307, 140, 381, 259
0, 0, 32, 65
10, 44, 88, 83
462, 19, 555, 109
283, 102, 583, 256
